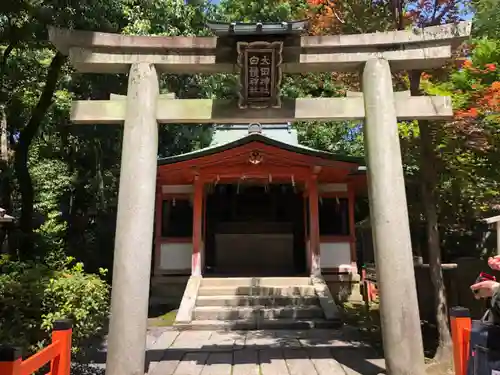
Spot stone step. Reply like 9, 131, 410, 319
193, 305, 324, 320
174, 318, 342, 331
197, 285, 316, 297
195, 295, 320, 307
201, 277, 311, 287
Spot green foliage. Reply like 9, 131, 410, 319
296, 121, 364, 156
406, 36, 500, 258
472, 0, 500, 39
41, 260, 109, 352
36, 211, 68, 267
214, 0, 308, 22
31, 158, 73, 213
122, 0, 215, 36
0, 0, 216, 357
0, 255, 109, 354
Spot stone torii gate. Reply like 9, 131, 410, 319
49, 21, 470, 375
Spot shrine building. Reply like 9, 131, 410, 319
152, 122, 367, 304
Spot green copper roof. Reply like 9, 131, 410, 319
210, 123, 298, 146
157, 123, 365, 167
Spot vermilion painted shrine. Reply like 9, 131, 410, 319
48, 20, 471, 375
156, 122, 366, 278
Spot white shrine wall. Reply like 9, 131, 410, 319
159, 242, 192, 272
319, 241, 352, 272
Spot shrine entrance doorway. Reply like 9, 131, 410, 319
204, 183, 307, 277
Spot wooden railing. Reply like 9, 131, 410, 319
361, 264, 378, 304
450, 307, 472, 375
0, 319, 72, 375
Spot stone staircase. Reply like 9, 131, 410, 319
174, 277, 342, 330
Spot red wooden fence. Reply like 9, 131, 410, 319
450, 307, 472, 375
361, 266, 378, 303
0, 319, 72, 375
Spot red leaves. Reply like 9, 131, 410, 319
425, 43, 497, 153
478, 81, 500, 112
447, 45, 500, 152
421, 72, 432, 80
491, 81, 500, 90
406, 0, 461, 26
455, 80, 500, 121
306, 0, 343, 36
463, 59, 473, 69
456, 107, 479, 118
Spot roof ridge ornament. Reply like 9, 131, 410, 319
248, 123, 262, 134
206, 20, 308, 36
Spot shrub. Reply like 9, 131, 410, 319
0, 255, 110, 355
0, 258, 48, 350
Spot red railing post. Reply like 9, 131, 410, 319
50, 319, 73, 375
0, 346, 22, 375
450, 306, 471, 375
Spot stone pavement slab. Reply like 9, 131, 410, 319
173, 352, 209, 375
283, 348, 319, 375
200, 352, 233, 375
78, 327, 386, 375
259, 348, 289, 375
309, 347, 346, 375
232, 349, 260, 375
143, 328, 386, 375
149, 350, 183, 375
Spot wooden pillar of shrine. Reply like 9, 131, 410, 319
303, 195, 311, 272
348, 187, 357, 269
308, 175, 321, 278
154, 189, 163, 272
192, 176, 203, 276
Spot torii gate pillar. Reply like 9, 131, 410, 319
363, 58, 425, 375
106, 63, 159, 375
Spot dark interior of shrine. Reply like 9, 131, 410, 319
160, 181, 358, 276
204, 183, 307, 276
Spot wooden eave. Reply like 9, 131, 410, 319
156, 134, 366, 188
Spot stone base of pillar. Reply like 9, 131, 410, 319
192, 251, 201, 276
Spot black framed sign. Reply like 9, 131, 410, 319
237, 41, 283, 109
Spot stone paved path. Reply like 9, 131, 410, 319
145, 328, 386, 375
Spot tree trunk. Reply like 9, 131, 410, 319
0, 104, 11, 205
420, 119, 453, 362
95, 140, 106, 210
409, 71, 452, 363
0, 104, 14, 256
14, 51, 66, 258
1, 43, 16, 256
